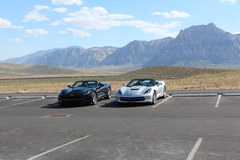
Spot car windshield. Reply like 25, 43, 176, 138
127, 79, 155, 87
71, 81, 98, 88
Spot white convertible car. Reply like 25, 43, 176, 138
116, 79, 167, 104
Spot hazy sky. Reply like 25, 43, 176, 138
0, 0, 239, 60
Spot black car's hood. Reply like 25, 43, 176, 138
60, 87, 93, 96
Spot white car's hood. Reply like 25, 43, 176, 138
120, 86, 151, 96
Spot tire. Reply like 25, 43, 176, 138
117, 102, 123, 107
162, 87, 167, 98
58, 102, 65, 107
91, 92, 97, 105
151, 92, 157, 105
105, 88, 111, 99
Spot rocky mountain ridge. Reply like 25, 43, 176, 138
3, 23, 240, 68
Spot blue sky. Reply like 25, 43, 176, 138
0, 0, 240, 60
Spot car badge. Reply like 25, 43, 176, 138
70, 93, 74, 96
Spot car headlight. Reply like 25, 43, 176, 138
83, 90, 91, 95
143, 88, 152, 94
117, 89, 122, 95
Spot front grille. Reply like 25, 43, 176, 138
120, 97, 145, 101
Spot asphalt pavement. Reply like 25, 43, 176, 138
0, 90, 240, 160
1, 89, 240, 99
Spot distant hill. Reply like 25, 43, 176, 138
0, 63, 29, 70
4, 47, 117, 68
116, 65, 229, 80
146, 23, 240, 67
0, 63, 30, 77
21, 65, 81, 75
0, 63, 115, 78
3, 23, 240, 68
101, 37, 173, 66
4, 49, 59, 65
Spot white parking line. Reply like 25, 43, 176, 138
95, 100, 113, 108
152, 96, 173, 108
95, 105, 101, 108
215, 95, 222, 108
186, 137, 203, 160
13, 99, 26, 102
0, 99, 42, 109
27, 135, 90, 160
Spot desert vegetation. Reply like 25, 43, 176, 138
0, 64, 240, 93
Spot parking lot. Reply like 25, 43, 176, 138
1, 90, 240, 160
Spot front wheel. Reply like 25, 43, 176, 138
151, 92, 156, 105
105, 88, 111, 99
58, 102, 64, 107
162, 87, 167, 98
91, 92, 97, 105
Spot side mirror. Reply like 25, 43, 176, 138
67, 85, 71, 88
97, 83, 104, 89
123, 83, 127, 86
98, 82, 104, 87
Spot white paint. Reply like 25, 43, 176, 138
95, 100, 112, 108
0, 99, 42, 109
186, 137, 203, 160
13, 99, 25, 102
152, 96, 173, 108
27, 135, 90, 160
95, 105, 100, 108
215, 95, 222, 108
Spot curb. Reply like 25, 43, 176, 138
1, 92, 240, 99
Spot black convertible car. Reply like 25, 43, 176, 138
58, 80, 111, 106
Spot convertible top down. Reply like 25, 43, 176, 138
116, 79, 167, 104
58, 80, 111, 106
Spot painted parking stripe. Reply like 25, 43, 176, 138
186, 137, 203, 160
0, 99, 42, 109
95, 105, 101, 108
13, 99, 26, 102
152, 96, 173, 108
215, 95, 222, 108
95, 99, 113, 108
95, 102, 108, 108
27, 135, 90, 160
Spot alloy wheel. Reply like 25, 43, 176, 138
91, 92, 97, 105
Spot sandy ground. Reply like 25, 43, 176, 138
1, 74, 240, 93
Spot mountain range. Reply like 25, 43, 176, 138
3, 23, 240, 68
0, 63, 112, 78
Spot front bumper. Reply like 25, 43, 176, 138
58, 95, 92, 104
116, 94, 152, 103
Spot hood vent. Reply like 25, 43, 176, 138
72, 89, 82, 92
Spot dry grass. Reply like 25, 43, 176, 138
166, 71, 240, 90
1, 65, 240, 93
1, 72, 240, 93
0, 79, 127, 93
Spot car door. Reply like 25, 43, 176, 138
96, 82, 106, 99
156, 81, 164, 97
